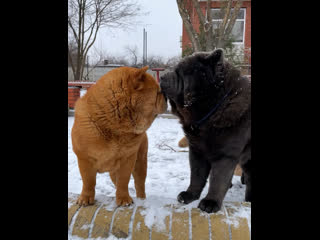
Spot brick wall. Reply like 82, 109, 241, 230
68, 87, 80, 109
244, 1, 251, 51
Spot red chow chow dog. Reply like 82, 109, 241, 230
72, 66, 167, 206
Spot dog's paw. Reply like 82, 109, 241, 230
177, 191, 198, 204
136, 192, 146, 199
198, 199, 221, 213
76, 194, 95, 206
116, 195, 134, 206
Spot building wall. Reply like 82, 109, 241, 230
243, 1, 251, 50
181, 0, 251, 53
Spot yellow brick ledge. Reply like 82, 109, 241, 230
68, 193, 251, 240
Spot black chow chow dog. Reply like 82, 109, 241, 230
160, 49, 251, 213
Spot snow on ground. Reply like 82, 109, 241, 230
68, 112, 250, 239
68, 115, 245, 201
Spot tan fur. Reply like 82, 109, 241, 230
71, 66, 167, 206
178, 136, 188, 148
234, 164, 243, 176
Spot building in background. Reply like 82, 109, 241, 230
181, 0, 251, 68
68, 62, 124, 82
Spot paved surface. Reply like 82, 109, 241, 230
68, 193, 250, 240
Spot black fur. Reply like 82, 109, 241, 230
160, 49, 251, 213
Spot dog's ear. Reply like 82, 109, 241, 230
132, 66, 149, 90
205, 48, 224, 63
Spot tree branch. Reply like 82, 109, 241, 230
68, 46, 76, 78
191, 0, 205, 27
176, 0, 201, 52
217, 0, 232, 46
68, 0, 143, 80
205, 0, 215, 50
68, 18, 79, 43
225, 0, 243, 37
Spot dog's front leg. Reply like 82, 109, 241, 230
177, 149, 210, 204
132, 134, 148, 199
115, 154, 136, 206
198, 158, 238, 213
77, 158, 97, 206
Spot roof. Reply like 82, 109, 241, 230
95, 64, 124, 68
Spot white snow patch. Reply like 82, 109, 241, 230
68, 115, 250, 238
68, 235, 125, 240
80, 89, 87, 97
223, 203, 251, 229
136, 222, 141, 230
137, 196, 172, 231
80, 224, 91, 230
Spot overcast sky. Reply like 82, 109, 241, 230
89, 0, 183, 63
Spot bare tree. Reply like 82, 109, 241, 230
68, 40, 78, 67
68, 0, 143, 80
165, 55, 182, 69
176, 0, 243, 53
80, 47, 108, 81
146, 55, 166, 68
107, 55, 130, 66
124, 45, 139, 67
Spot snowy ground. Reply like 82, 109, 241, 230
68, 94, 250, 239
68, 116, 246, 202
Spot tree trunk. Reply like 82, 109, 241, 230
216, 0, 232, 49
69, 0, 142, 80
177, 0, 201, 52
225, 0, 243, 38
205, 0, 214, 51
68, 47, 76, 79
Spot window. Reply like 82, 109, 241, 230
211, 8, 245, 44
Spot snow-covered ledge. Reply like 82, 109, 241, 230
68, 192, 251, 239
